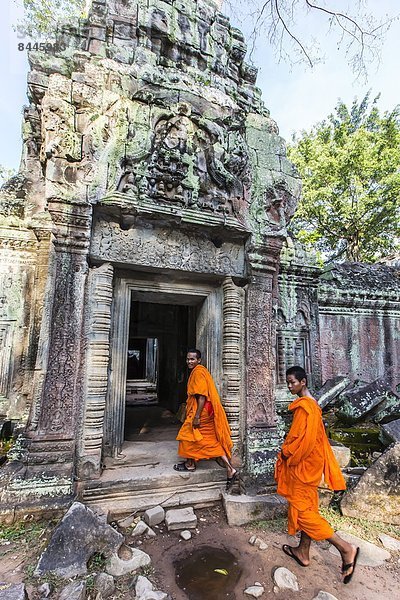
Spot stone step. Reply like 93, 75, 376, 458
79, 466, 228, 518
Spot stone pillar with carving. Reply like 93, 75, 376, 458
244, 240, 283, 485
77, 263, 114, 480
222, 277, 245, 451
0, 200, 92, 519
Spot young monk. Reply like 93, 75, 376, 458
174, 349, 238, 489
275, 366, 359, 584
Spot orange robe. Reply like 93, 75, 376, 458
275, 396, 346, 540
176, 364, 233, 460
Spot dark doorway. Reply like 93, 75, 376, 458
124, 300, 196, 441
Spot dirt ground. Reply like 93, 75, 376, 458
1, 505, 399, 599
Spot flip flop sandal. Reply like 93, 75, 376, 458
282, 544, 309, 567
226, 470, 239, 490
173, 462, 196, 472
343, 547, 360, 584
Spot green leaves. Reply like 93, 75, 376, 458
288, 94, 400, 263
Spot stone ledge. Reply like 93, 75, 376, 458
222, 492, 287, 526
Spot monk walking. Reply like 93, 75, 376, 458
174, 349, 238, 489
275, 366, 359, 584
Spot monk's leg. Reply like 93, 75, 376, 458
217, 454, 237, 478
327, 533, 358, 579
284, 531, 311, 566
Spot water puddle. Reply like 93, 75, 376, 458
175, 545, 242, 599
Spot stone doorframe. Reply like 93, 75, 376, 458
77, 269, 245, 479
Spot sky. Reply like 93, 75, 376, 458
0, 0, 399, 173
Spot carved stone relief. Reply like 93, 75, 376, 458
91, 218, 246, 277
246, 271, 275, 426
222, 277, 245, 449
78, 263, 114, 479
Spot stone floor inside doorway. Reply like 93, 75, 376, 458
102, 402, 227, 485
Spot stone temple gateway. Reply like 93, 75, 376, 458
3, 0, 399, 520
0, 0, 301, 518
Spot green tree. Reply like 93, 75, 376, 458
288, 95, 400, 263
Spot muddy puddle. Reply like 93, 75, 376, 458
175, 545, 242, 599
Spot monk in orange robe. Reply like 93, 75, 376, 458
275, 366, 359, 584
174, 349, 237, 488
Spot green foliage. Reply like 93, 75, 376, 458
288, 94, 400, 263
18, 1, 88, 38
0, 166, 16, 187
0, 521, 46, 543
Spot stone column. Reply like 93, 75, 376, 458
245, 240, 283, 484
222, 277, 244, 451
77, 263, 114, 480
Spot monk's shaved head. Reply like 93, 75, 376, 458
187, 348, 201, 359
286, 365, 307, 384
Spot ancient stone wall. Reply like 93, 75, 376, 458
318, 263, 400, 386
277, 249, 400, 394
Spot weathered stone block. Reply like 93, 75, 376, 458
165, 507, 197, 531
370, 391, 400, 423
381, 418, 400, 443
329, 441, 351, 468
143, 505, 165, 526
222, 493, 287, 526
105, 547, 151, 577
336, 378, 394, 424
0, 583, 27, 600
94, 572, 115, 598
35, 501, 123, 578
273, 567, 299, 591
315, 376, 350, 410
341, 443, 400, 524
58, 581, 86, 600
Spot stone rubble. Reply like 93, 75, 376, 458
58, 580, 86, 600
0, 583, 27, 600
316, 376, 350, 409
378, 533, 400, 551
143, 506, 165, 527
165, 507, 197, 531
272, 566, 299, 591
135, 575, 168, 600
248, 535, 268, 550
93, 572, 115, 598
180, 530, 192, 541
244, 584, 265, 598
105, 547, 151, 577
37, 582, 52, 598
116, 514, 137, 528
312, 592, 339, 600
132, 520, 151, 537
341, 444, 400, 525
34, 502, 123, 578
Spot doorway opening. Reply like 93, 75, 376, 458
124, 300, 196, 443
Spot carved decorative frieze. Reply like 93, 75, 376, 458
91, 218, 246, 276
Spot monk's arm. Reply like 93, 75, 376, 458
193, 394, 206, 428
